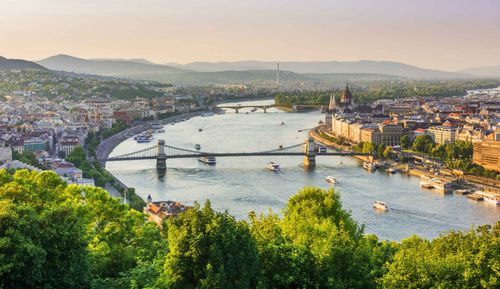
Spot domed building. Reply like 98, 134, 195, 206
338, 84, 356, 111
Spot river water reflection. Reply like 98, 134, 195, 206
107, 99, 499, 241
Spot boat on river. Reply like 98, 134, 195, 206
136, 133, 154, 143
363, 162, 376, 172
385, 167, 396, 174
473, 191, 500, 205
198, 156, 216, 165
150, 122, 163, 130
420, 177, 453, 193
326, 176, 337, 184
266, 162, 280, 172
373, 201, 388, 211
194, 144, 201, 150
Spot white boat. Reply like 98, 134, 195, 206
198, 156, 216, 165
326, 176, 337, 184
201, 112, 214, 117
475, 191, 500, 205
385, 167, 396, 174
150, 122, 163, 130
420, 177, 453, 193
363, 162, 376, 172
266, 162, 280, 172
373, 201, 388, 211
136, 133, 154, 143
194, 144, 201, 150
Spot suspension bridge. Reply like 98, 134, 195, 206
103, 138, 370, 169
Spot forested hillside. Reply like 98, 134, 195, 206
0, 169, 498, 289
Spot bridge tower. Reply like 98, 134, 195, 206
303, 137, 316, 168
156, 139, 167, 170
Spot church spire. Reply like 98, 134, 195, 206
328, 93, 336, 111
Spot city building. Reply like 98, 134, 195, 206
144, 195, 189, 225
23, 137, 49, 153
427, 125, 458, 145
473, 141, 500, 172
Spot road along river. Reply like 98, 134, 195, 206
107, 99, 499, 241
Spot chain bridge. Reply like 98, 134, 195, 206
104, 138, 370, 169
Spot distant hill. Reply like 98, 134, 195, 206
163, 69, 311, 85
90, 58, 157, 65
37, 54, 474, 84
169, 60, 470, 79
459, 65, 500, 78
0, 56, 47, 71
38, 54, 186, 79
302, 73, 403, 82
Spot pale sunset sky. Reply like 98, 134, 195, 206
0, 0, 499, 70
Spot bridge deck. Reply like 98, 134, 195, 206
106, 151, 367, 161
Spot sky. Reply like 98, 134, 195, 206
0, 0, 499, 71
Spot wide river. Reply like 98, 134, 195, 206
107, 99, 499, 241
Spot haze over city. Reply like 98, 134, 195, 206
1, 0, 500, 70
1, 1, 500, 289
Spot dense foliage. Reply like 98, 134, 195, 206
275, 79, 500, 105
0, 170, 498, 289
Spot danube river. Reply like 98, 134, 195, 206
107, 100, 499, 241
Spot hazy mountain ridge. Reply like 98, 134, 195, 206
34, 54, 479, 84
459, 65, 500, 77
0, 56, 47, 71
38, 54, 186, 77
168, 60, 470, 79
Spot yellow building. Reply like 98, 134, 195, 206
473, 141, 500, 172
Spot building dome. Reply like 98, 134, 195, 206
340, 84, 353, 104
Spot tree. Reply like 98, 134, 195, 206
0, 169, 166, 289
377, 144, 386, 158
66, 145, 86, 167
280, 187, 374, 289
412, 135, 434, 153
381, 223, 500, 289
0, 170, 89, 289
383, 146, 393, 159
400, 135, 411, 150
249, 211, 317, 289
159, 201, 260, 289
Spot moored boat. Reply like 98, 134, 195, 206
363, 162, 376, 172
373, 201, 388, 211
385, 167, 396, 174
420, 177, 452, 193
473, 191, 500, 205
150, 122, 163, 130
266, 162, 280, 172
198, 156, 216, 165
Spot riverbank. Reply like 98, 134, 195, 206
95, 110, 205, 205
309, 125, 500, 196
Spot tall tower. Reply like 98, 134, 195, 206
328, 93, 336, 111
276, 62, 280, 89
